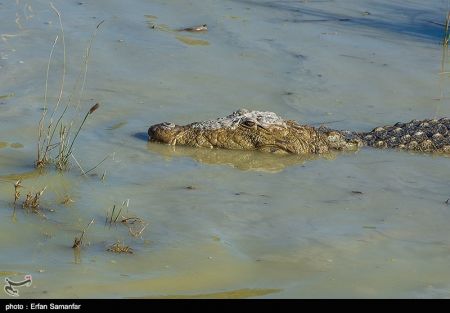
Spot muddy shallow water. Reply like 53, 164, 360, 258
1, 0, 450, 298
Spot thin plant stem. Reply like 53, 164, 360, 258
77, 20, 104, 111
71, 154, 87, 176
38, 35, 58, 163
63, 111, 89, 161
75, 218, 95, 248
48, 2, 66, 122
43, 3, 66, 162
84, 152, 114, 175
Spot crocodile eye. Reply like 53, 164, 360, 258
161, 122, 175, 128
242, 120, 256, 128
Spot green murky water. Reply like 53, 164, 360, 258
1, 0, 450, 298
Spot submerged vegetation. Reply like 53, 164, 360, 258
105, 200, 149, 238
22, 186, 47, 214
9, 176, 147, 257
107, 240, 134, 254
11, 180, 48, 218
103, 201, 148, 254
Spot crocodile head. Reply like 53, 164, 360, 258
148, 109, 362, 154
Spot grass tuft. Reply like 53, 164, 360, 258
107, 241, 134, 254
36, 3, 104, 171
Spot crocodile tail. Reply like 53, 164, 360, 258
360, 118, 450, 153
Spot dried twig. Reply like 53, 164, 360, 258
13, 180, 22, 206
22, 186, 47, 213
72, 218, 94, 249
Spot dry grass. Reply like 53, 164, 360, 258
107, 241, 133, 254
72, 218, 95, 249
13, 180, 48, 216
22, 187, 47, 213
444, 11, 450, 46
13, 180, 23, 207
103, 201, 148, 255
105, 200, 148, 237
36, 4, 103, 171
60, 195, 75, 205
37, 101, 100, 171
105, 204, 123, 227
121, 216, 148, 238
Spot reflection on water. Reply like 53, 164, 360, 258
1, 0, 450, 299
0, 169, 42, 181
0, 142, 24, 149
175, 35, 209, 46
147, 141, 331, 172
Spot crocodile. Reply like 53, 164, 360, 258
148, 109, 450, 155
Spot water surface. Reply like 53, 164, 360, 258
1, 0, 450, 298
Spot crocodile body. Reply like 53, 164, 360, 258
148, 109, 450, 155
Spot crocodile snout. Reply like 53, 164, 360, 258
148, 122, 179, 143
